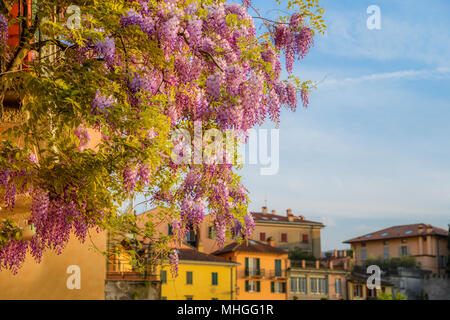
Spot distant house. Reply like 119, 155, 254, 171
159, 247, 238, 300
347, 272, 394, 300
214, 239, 289, 300
142, 207, 325, 259
250, 207, 324, 258
289, 258, 349, 300
344, 223, 449, 274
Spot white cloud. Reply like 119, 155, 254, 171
322, 68, 450, 86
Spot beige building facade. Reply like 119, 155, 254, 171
344, 223, 448, 274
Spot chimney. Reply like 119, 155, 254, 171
301, 260, 306, 269
329, 261, 333, 270
262, 206, 268, 214
299, 215, 305, 221
271, 210, 276, 215
343, 260, 348, 270
333, 249, 338, 258
267, 237, 275, 247
343, 250, 347, 257
287, 209, 294, 222
426, 224, 433, 234
315, 260, 320, 269
418, 225, 424, 233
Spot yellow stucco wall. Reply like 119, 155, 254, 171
0, 230, 107, 300
159, 261, 236, 300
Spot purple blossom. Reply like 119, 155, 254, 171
138, 164, 151, 185
243, 212, 255, 238
0, 169, 10, 187
94, 37, 116, 66
91, 90, 117, 115
121, 9, 143, 28
123, 164, 138, 193
0, 14, 8, 46
168, 249, 179, 277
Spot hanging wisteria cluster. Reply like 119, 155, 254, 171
0, 0, 325, 274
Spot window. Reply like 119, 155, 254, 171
383, 240, 389, 245
361, 242, 366, 247
299, 277, 306, 293
186, 296, 193, 300
361, 249, 367, 261
160, 270, 167, 284
186, 271, 193, 285
245, 280, 260, 292
368, 287, 377, 298
208, 226, 216, 239
271, 281, 286, 293
186, 229, 197, 246
168, 224, 173, 236
383, 247, 390, 259
245, 257, 260, 276
290, 277, 306, 293
260, 232, 266, 241
212, 272, 218, 286
399, 246, 409, 257
318, 278, 327, 294
401, 239, 407, 244
310, 278, 326, 294
439, 256, 447, 268
310, 278, 318, 293
302, 234, 309, 243
354, 284, 363, 297
290, 277, 298, 292
335, 278, 342, 296
281, 233, 288, 242
275, 259, 282, 277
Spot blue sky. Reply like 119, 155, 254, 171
240, 0, 450, 251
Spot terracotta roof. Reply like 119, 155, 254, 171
213, 239, 288, 255
251, 212, 324, 226
178, 248, 237, 264
344, 223, 448, 244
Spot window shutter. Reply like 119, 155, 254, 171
275, 259, 281, 276
353, 284, 357, 297
245, 280, 249, 292
406, 246, 410, 256
399, 246, 402, 256
256, 281, 261, 292
168, 224, 173, 235
256, 258, 260, 274
245, 257, 249, 275
271, 282, 275, 293
282, 282, 286, 293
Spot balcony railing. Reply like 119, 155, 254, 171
268, 269, 287, 279
245, 269, 265, 278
